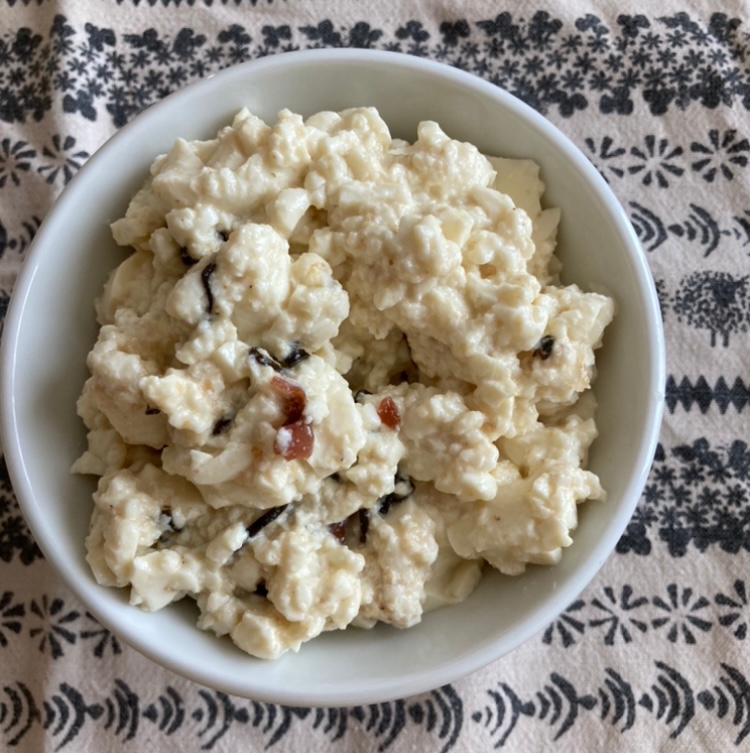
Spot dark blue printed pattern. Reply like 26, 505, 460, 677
619, 440, 750, 557
0, 134, 88, 193
0, 215, 40, 264
666, 376, 750, 413
671, 271, 750, 346
3, 578, 750, 660
0, 668, 463, 751
629, 202, 750, 254
585, 130, 749, 188
1, 12, 750, 128
476, 662, 750, 747
0, 456, 42, 566
1, 646, 749, 748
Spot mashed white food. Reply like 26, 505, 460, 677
73, 107, 614, 659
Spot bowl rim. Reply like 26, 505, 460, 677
0, 47, 665, 706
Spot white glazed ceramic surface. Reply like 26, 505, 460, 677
0, 49, 664, 706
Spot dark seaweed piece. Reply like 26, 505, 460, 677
354, 389, 372, 404
248, 344, 310, 372
217, 229, 229, 242
377, 493, 401, 516
249, 347, 283, 372
533, 335, 555, 360
358, 508, 369, 544
145, 405, 160, 415
201, 262, 217, 313
212, 415, 233, 436
281, 342, 310, 369
377, 472, 415, 516
179, 246, 198, 267
255, 581, 268, 597
247, 504, 289, 539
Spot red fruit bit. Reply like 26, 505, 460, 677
270, 375, 306, 425
274, 420, 314, 460
328, 520, 347, 543
377, 397, 401, 430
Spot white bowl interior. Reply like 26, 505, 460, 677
1, 50, 664, 706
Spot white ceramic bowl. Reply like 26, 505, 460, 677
1, 49, 664, 706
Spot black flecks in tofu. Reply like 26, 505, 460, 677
248, 343, 310, 375
212, 415, 233, 436
281, 342, 310, 369
377, 472, 415, 516
358, 508, 370, 544
145, 405, 161, 415
249, 347, 283, 372
533, 335, 555, 360
179, 246, 198, 267
246, 504, 289, 539
201, 262, 217, 313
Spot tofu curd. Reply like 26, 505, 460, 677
73, 107, 614, 659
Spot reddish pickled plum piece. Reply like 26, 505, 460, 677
377, 397, 401, 430
270, 375, 306, 425
329, 520, 347, 543
274, 420, 314, 460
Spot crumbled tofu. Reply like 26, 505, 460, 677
75, 107, 613, 659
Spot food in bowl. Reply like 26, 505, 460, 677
72, 106, 614, 660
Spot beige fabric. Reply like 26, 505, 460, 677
2, 2, 750, 751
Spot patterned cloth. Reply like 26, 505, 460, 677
2, 2, 750, 751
